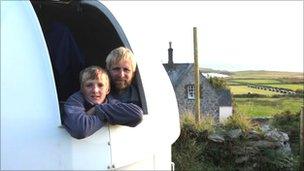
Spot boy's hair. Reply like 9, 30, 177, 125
106, 47, 137, 72
79, 66, 110, 88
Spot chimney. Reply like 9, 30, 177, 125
168, 41, 173, 68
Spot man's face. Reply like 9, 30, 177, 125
109, 59, 134, 91
81, 75, 110, 105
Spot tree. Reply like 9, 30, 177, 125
207, 77, 228, 89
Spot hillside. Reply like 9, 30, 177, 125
200, 67, 232, 76
201, 69, 303, 80
230, 70, 304, 80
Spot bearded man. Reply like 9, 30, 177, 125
106, 47, 141, 107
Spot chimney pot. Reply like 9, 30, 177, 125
168, 42, 173, 68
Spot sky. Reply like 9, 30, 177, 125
103, 1, 303, 72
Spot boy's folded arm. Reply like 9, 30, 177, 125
95, 102, 143, 127
63, 103, 104, 139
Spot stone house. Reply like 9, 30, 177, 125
163, 42, 233, 121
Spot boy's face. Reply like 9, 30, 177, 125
109, 59, 134, 91
82, 74, 110, 105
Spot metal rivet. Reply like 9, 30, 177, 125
107, 165, 111, 169
112, 164, 115, 168
107, 141, 110, 145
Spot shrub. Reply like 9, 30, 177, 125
181, 113, 216, 134
172, 137, 203, 170
173, 113, 217, 170
257, 148, 294, 170
272, 94, 304, 98
208, 77, 228, 89
224, 113, 254, 132
271, 110, 300, 154
295, 89, 304, 95
234, 93, 267, 98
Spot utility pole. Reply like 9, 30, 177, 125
193, 27, 200, 124
300, 107, 304, 171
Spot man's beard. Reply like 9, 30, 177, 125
113, 79, 132, 91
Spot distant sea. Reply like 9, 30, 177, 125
202, 73, 229, 78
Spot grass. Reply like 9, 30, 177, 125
264, 83, 303, 91
181, 113, 216, 133
234, 97, 304, 117
224, 112, 253, 132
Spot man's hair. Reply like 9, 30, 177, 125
79, 66, 110, 88
106, 47, 137, 72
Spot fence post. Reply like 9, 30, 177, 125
193, 27, 200, 124
300, 107, 304, 170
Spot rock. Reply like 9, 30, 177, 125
278, 141, 292, 154
248, 140, 280, 149
232, 146, 246, 155
208, 134, 225, 143
235, 156, 249, 164
247, 130, 261, 141
260, 124, 271, 133
245, 146, 259, 155
232, 146, 259, 156
265, 130, 289, 142
236, 166, 254, 171
227, 129, 242, 140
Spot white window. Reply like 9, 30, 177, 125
187, 85, 195, 99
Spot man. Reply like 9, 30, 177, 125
105, 47, 141, 107
63, 66, 143, 139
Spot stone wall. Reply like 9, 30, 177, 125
207, 125, 293, 170
174, 66, 219, 120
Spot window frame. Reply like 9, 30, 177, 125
187, 84, 195, 100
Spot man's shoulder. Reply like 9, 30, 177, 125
110, 85, 141, 106
107, 95, 120, 104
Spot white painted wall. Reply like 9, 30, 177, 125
219, 106, 233, 122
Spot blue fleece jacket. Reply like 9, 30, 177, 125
63, 91, 143, 139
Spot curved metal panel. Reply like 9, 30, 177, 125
1, 1, 113, 170
81, 0, 131, 49
1, 1, 63, 169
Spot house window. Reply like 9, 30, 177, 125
187, 85, 195, 99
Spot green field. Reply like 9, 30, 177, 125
230, 79, 281, 84
226, 70, 304, 117
227, 70, 303, 95
234, 97, 304, 117
229, 85, 282, 95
